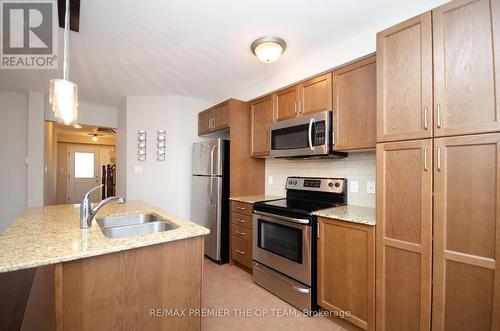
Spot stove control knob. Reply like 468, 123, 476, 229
288, 180, 292, 185
334, 182, 341, 188
328, 182, 334, 187
293, 180, 297, 185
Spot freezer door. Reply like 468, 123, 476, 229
191, 175, 222, 261
192, 139, 223, 176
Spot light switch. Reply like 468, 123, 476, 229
134, 165, 143, 174
366, 181, 375, 194
350, 181, 359, 193
268, 176, 273, 185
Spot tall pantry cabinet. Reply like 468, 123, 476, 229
376, 0, 500, 330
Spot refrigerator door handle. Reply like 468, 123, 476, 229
210, 177, 216, 207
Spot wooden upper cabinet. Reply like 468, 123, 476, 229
432, 133, 500, 330
433, 0, 500, 137
317, 217, 375, 331
333, 56, 376, 151
198, 108, 213, 135
213, 102, 229, 131
376, 139, 433, 331
250, 95, 273, 157
301, 73, 332, 116
275, 86, 299, 122
377, 12, 433, 142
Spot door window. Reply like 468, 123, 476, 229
74, 152, 95, 178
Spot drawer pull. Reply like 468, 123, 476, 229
237, 219, 246, 223
236, 206, 246, 210
236, 231, 246, 235
235, 249, 245, 255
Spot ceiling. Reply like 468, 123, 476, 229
54, 123, 115, 138
0, 0, 448, 107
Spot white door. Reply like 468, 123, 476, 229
68, 146, 100, 204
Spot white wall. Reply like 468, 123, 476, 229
0, 92, 28, 233
44, 99, 118, 129
116, 99, 127, 197
118, 95, 211, 219
265, 152, 376, 208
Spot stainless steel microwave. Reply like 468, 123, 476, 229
270, 111, 347, 158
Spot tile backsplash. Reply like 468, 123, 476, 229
265, 151, 376, 208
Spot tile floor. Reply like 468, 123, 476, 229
202, 259, 360, 331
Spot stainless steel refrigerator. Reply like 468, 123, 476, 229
191, 138, 229, 263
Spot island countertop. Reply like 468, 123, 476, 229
0, 201, 209, 273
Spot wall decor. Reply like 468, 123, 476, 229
138, 130, 146, 161
157, 129, 166, 161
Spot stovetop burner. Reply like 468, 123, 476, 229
254, 177, 347, 217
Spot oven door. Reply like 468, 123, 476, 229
253, 211, 311, 285
270, 111, 331, 158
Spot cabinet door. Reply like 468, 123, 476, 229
376, 140, 433, 331
198, 109, 213, 135
432, 133, 500, 331
377, 12, 433, 142
317, 218, 375, 331
433, 0, 500, 137
213, 102, 229, 131
274, 86, 299, 122
300, 73, 332, 116
333, 56, 376, 151
250, 95, 273, 157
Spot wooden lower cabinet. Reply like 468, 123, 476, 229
317, 217, 375, 331
432, 133, 500, 330
376, 139, 433, 331
230, 201, 253, 269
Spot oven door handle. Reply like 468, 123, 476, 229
253, 210, 310, 224
254, 262, 311, 294
308, 118, 315, 151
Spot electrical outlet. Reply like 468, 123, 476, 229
366, 181, 375, 194
350, 181, 359, 193
268, 176, 273, 185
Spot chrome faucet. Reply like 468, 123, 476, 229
80, 185, 126, 229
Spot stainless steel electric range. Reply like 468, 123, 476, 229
252, 177, 347, 312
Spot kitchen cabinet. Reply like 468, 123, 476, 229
376, 12, 433, 142
333, 56, 376, 150
250, 95, 274, 157
317, 217, 375, 331
376, 139, 433, 331
230, 201, 253, 269
197, 101, 229, 135
274, 73, 332, 122
432, 133, 500, 330
198, 108, 213, 135
433, 0, 500, 137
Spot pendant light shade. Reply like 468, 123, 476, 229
49, 79, 78, 125
49, 0, 78, 125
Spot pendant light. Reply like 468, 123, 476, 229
49, 0, 78, 125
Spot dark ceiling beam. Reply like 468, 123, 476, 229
57, 0, 80, 32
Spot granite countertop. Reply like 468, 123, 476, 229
0, 201, 209, 273
313, 205, 376, 226
230, 195, 283, 204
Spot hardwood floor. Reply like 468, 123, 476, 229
202, 259, 360, 331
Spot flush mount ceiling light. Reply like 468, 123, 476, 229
88, 133, 102, 142
49, 0, 78, 126
251, 36, 286, 63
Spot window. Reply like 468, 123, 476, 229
74, 152, 95, 178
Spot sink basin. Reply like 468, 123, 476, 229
97, 213, 177, 238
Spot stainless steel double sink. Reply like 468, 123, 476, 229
97, 213, 177, 238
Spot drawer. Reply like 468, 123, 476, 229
231, 224, 252, 242
231, 236, 252, 268
231, 212, 253, 229
231, 201, 253, 216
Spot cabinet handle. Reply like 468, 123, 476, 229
423, 106, 428, 130
437, 147, 442, 171
423, 148, 428, 171
236, 206, 246, 210
436, 104, 441, 128
294, 101, 297, 114
236, 219, 246, 223
317, 223, 320, 239
235, 249, 245, 255
236, 231, 246, 235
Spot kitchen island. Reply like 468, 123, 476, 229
0, 201, 209, 330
